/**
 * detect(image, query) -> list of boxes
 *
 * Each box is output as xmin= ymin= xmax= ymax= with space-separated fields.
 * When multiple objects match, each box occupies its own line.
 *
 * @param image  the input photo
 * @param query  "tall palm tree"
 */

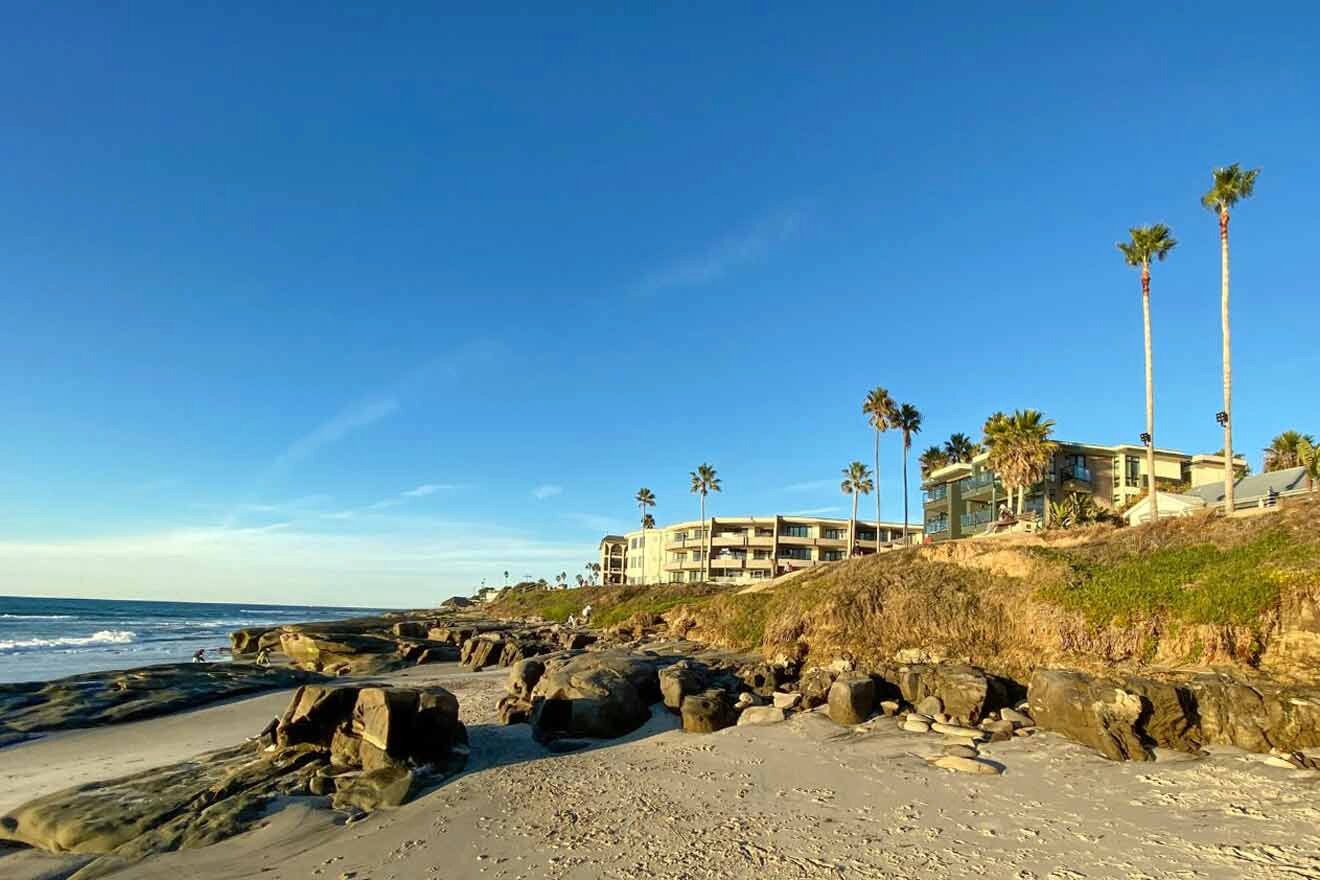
xmin=635 ymin=487 xmax=656 ymax=529
xmin=839 ymin=461 xmax=873 ymax=556
xmin=862 ymin=387 xmax=897 ymax=551
xmin=894 ymin=403 xmax=922 ymax=540
xmin=503 ymin=569 xmax=509 ymax=587
xmin=1263 ymin=430 xmax=1316 ymax=472
xmin=1118 ymin=223 xmax=1177 ymax=523
xmin=689 ymin=463 xmax=721 ymax=580
xmin=1202 ymin=162 xmax=1260 ymax=514
xmin=943 ymin=433 xmax=978 ymax=463
xmin=919 ymin=445 xmax=950 ymax=479
xmin=642 ymin=512 xmax=656 ymax=529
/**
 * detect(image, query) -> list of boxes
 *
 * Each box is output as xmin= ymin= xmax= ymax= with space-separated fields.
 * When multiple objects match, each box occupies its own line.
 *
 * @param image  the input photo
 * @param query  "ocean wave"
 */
xmin=0 ymin=613 xmax=75 ymax=620
xmin=0 ymin=630 xmax=138 ymax=651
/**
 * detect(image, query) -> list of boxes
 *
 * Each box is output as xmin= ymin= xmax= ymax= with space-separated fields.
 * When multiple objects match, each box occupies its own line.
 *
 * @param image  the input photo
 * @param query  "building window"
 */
xmin=779 ymin=546 xmax=810 ymax=560
xmin=690 ymin=550 xmax=704 ymax=562
xmin=1125 ymin=456 xmax=1141 ymax=487
xmin=823 ymin=528 xmax=844 ymax=540
xmin=687 ymin=571 xmax=701 ymax=582
xmin=856 ymin=529 xmax=876 ymax=542
xmin=752 ymin=549 xmax=770 ymax=559
xmin=821 ymin=549 xmax=843 ymax=562
xmin=780 ymin=524 xmax=810 ymax=538
xmin=755 ymin=527 xmax=774 ymax=537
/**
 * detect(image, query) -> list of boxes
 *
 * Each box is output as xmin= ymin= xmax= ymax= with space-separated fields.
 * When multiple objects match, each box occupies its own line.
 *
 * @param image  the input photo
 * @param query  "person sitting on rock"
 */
xmin=192 ymin=648 xmax=208 ymax=663
xmin=581 ymin=604 xmax=593 ymax=624
xmin=254 ymin=646 xmax=271 ymax=667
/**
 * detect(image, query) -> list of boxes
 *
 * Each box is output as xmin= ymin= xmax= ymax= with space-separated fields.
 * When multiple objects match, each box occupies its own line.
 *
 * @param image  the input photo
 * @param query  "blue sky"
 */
xmin=1 ymin=5 xmax=1316 ymax=606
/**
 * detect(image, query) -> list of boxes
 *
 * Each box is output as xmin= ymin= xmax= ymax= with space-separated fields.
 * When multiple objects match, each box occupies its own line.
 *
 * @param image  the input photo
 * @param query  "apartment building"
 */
xmin=605 ymin=514 xmax=916 ymax=586
xmin=921 ymin=442 xmax=1244 ymax=541
xmin=598 ymin=535 xmax=626 ymax=586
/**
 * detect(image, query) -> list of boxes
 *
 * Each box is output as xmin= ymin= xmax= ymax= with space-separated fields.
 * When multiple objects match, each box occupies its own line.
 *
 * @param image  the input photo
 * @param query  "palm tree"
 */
xmin=1298 ymin=438 xmax=1319 ymax=494
xmin=985 ymin=409 xmax=1057 ymax=515
xmin=893 ymin=404 xmax=922 ymax=540
xmin=943 ymin=433 xmax=978 ymax=463
xmin=635 ymin=487 xmax=656 ymax=529
xmin=1263 ymin=430 xmax=1316 ymax=472
xmin=689 ymin=463 xmax=721 ymax=580
xmin=642 ymin=512 xmax=656 ymax=529
xmin=839 ymin=461 xmax=873 ymax=556
xmin=919 ymin=445 xmax=949 ymax=479
xmin=862 ymin=387 xmax=897 ymax=551
xmin=1202 ymin=163 xmax=1260 ymax=514
xmin=1118 ymin=223 xmax=1177 ymax=523
xmin=503 ymin=569 xmax=509 ymax=587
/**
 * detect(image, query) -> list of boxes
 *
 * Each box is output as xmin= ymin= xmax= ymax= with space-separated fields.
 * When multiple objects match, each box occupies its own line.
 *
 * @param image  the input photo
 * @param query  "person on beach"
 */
xmin=192 ymin=648 xmax=207 ymax=663
xmin=581 ymin=604 xmax=593 ymax=624
xmin=255 ymin=647 xmax=271 ymax=667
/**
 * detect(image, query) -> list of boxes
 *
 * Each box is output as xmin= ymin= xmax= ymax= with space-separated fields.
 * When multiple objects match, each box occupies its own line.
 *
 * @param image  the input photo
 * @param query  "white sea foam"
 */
xmin=0 ymin=613 xmax=75 ymax=620
xmin=0 ymin=629 xmax=137 ymax=651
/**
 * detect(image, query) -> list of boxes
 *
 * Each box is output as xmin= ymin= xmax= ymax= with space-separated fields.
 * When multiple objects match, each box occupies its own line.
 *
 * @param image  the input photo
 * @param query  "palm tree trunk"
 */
xmin=1220 ymin=210 xmax=1235 ymax=515
xmin=902 ymin=444 xmax=910 ymax=541
xmin=849 ymin=493 xmax=858 ymax=556
xmin=1143 ymin=266 xmax=1158 ymax=523
xmin=873 ymin=429 xmax=881 ymax=552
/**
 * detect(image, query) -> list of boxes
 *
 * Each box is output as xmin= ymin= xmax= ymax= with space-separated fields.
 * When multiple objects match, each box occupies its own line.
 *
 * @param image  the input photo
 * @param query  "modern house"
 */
xmin=921 ymin=442 xmax=1245 ymax=541
xmin=603 ymin=514 xmax=917 ymax=586
xmin=1186 ymin=465 xmax=1313 ymax=510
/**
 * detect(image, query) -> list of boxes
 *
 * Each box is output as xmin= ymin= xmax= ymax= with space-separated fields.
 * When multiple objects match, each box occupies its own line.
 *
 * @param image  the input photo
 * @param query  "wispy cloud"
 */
xmin=532 ymin=484 xmax=563 ymax=501
xmin=787 ymin=506 xmax=842 ymax=515
xmin=402 ymin=483 xmax=457 ymax=498
xmin=273 ymin=398 xmax=399 ymax=473
xmin=782 ymin=478 xmax=836 ymax=492
xmin=631 ymin=207 xmax=804 ymax=297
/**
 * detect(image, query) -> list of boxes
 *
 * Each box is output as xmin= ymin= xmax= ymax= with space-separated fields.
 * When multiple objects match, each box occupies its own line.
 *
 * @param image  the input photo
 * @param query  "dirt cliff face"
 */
xmin=664 ymin=498 xmax=1320 ymax=684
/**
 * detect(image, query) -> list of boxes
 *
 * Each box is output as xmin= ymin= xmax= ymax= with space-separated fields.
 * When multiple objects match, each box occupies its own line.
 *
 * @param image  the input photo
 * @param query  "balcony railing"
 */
xmin=1061 ymin=466 xmax=1093 ymax=485
xmin=924 ymin=518 xmax=950 ymax=534
xmin=957 ymin=471 xmax=1000 ymax=494
xmin=960 ymin=508 xmax=994 ymax=529
xmin=924 ymin=484 xmax=949 ymax=502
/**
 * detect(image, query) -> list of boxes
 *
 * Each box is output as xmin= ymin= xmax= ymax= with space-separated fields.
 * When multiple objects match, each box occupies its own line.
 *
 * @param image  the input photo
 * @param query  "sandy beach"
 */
xmin=4 ymin=662 xmax=1319 ymax=880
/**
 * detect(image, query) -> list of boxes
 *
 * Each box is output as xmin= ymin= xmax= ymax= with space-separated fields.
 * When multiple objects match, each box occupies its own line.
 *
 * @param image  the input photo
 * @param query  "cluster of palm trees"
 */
xmin=1264 ymin=430 xmax=1320 ymax=491
xmin=918 ymin=432 xmax=982 ymax=479
xmin=856 ymin=388 xmax=923 ymax=546
xmin=631 ymin=466 xmax=722 ymax=579
xmin=1114 ymin=163 xmax=1259 ymax=521
xmin=982 ymin=410 xmax=1059 ymax=515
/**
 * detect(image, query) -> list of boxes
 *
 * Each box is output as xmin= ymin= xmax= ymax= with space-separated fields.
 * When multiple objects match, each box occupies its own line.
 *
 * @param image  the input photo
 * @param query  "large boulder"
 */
xmin=828 ymin=672 xmax=876 ymax=725
xmin=659 ymin=660 xmax=708 ymax=712
xmin=277 ymin=685 xmax=362 ymax=748
xmin=391 ymin=620 xmax=437 ymax=639
xmin=528 ymin=652 xmax=658 ymax=741
xmin=461 ymin=636 xmax=507 ymax=670
xmin=893 ymin=663 xmax=1007 ymax=724
xmin=1028 ymin=669 xmax=1152 ymax=761
xmin=681 ymin=689 xmax=736 ymax=733
xmin=279 ymin=631 xmax=405 ymax=674
xmin=230 ymin=626 xmax=279 ymax=656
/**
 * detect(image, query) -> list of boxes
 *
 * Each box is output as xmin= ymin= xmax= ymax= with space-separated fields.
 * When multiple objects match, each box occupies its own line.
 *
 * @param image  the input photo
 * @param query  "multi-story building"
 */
xmin=604 ymin=514 xmax=917 ymax=586
xmin=598 ymin=535 xmax=626 ymax=586
xmin=921 ymin=442 xmax=1244 ymax=542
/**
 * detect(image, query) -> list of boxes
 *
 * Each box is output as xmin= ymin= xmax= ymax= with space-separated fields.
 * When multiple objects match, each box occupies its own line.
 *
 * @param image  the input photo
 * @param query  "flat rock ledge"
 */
xmin=0 ymin=663 xmax=319 ymax=741
xmin=0 ymin=683 xmax=467 ymax=872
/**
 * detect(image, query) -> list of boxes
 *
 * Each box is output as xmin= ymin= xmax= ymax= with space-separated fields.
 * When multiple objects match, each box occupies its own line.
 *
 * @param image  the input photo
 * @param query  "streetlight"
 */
xmin=1215 ymin=411 xmax=1229 ymax=427
xmin=1139 ymin=432 xmax=1151 ymax=446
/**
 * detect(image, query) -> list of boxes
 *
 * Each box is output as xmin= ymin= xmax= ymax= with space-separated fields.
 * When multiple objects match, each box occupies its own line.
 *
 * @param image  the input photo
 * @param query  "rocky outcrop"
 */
xmin=891 ymin=663 xmax=1011 ymax=725
xmin=681 ymin=689 xmax=736 ymax=733
xmin=279 ymin=631 xmax=410 ymax=675
xmin=0 ymin=684 xmax=467 ymax=863
xmin=528 ymin=652 xmax=662 ymax=741
xmin=0 ymin=663 xmax=317 ymax=740
xmin=1028 ymin=667 xmax=1320 ymax=760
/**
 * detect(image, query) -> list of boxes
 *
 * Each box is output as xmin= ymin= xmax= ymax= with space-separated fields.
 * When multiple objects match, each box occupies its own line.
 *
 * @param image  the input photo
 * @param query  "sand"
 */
xmin=4 ymin=663 xmax=1320 ymax=880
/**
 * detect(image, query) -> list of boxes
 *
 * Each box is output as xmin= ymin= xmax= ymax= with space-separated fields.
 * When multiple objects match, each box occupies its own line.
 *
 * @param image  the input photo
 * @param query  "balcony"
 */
xmin=924 ymin=518 xmax=950 ymax=535
xmin=957 ymin=471 xmax=1001 ymax=497
xmin=777 ymin=533 xmax=813 ymax=545
xmin=960 ymin=508 xmax=994 ymax=530
xmin=710 ymin=533 xmax=748 ymax=547
xmin=747 ymin=534 xmax=774 ymax=547
xmin=924 ymin=484 xmax=949 ymax=502
xmin=710 ymin=557 xmax=744 ymax=570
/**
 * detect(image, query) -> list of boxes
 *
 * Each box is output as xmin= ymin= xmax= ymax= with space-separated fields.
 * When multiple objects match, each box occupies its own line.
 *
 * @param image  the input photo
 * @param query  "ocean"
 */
xmin=0 ymin=595 xmax=386 ymax=684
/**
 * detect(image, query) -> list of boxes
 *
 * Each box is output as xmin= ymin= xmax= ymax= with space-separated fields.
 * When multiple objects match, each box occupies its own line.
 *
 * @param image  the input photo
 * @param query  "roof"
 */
xmin=1186 ymin=467 xmax=1309 ymax=504
xmin=598 ymin=534 xmax=626 ymax=546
